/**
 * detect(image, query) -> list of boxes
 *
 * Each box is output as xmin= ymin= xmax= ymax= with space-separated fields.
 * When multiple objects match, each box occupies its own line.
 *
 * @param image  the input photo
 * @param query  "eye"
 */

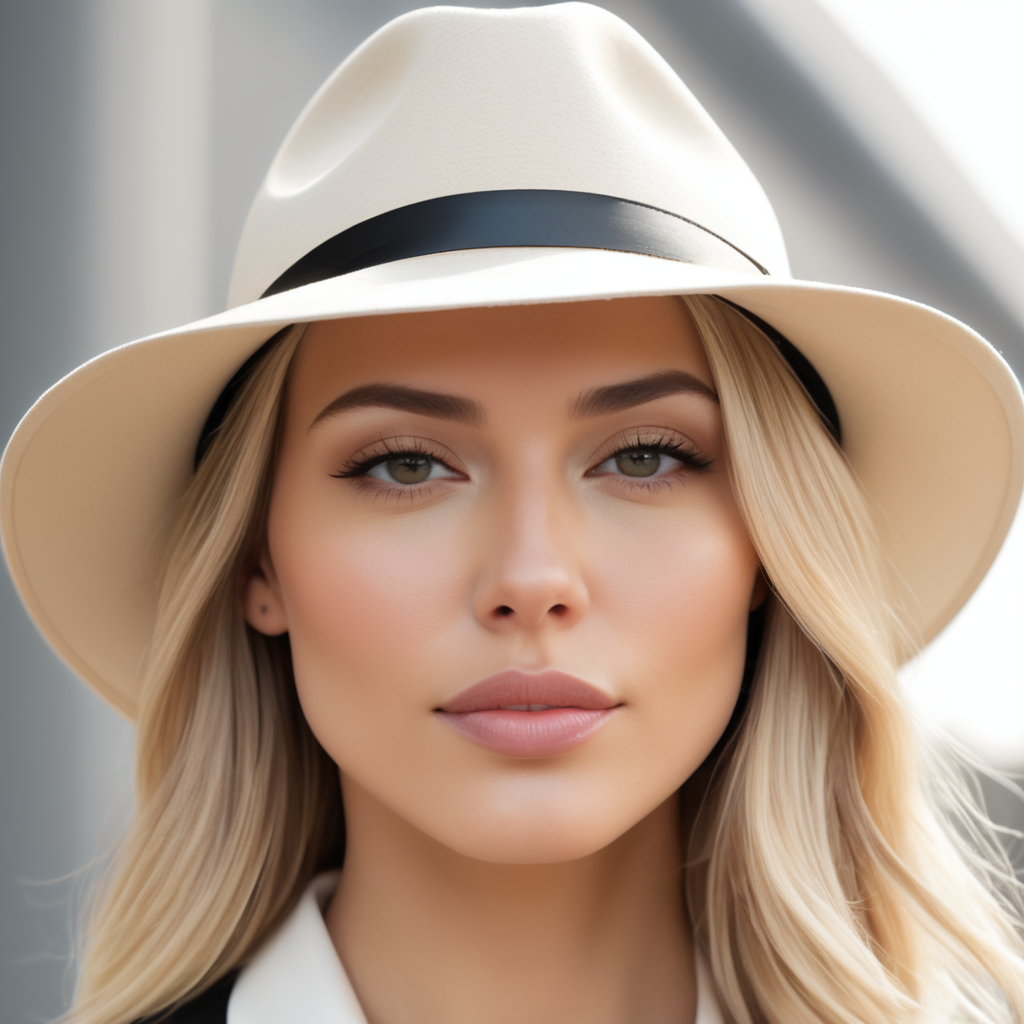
xmin=611 ymin=448 xmax=678 ymax=477
xmin=589 ymin=432 xmax=712 ymax=481
xmin=331 ymin=438 xmax=465 ymax=489
xmin=366 ymin=453 xmax=460 ymax=485
xmin=595 ymin=446 xmax=683 ymax=478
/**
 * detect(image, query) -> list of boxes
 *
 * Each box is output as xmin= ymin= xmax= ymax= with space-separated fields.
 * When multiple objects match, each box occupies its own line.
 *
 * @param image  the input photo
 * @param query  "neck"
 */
xmin=326 ymin=777 xmax=695 ymax=1024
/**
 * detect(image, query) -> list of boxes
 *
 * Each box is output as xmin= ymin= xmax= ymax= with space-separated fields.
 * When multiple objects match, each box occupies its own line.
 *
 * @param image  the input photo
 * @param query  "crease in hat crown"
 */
xmin=227 ymin=2 xmax=790 ymax=308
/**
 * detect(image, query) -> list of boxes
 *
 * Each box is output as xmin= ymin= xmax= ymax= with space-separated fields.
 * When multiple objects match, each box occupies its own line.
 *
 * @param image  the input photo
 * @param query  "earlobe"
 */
xmin=243 ymin=555 xmax=289 ymax=636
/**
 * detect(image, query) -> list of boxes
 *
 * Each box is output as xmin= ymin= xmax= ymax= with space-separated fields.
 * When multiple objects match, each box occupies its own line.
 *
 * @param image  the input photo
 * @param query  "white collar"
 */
xmin=229 ymin=873 xmax=725 ymax=1024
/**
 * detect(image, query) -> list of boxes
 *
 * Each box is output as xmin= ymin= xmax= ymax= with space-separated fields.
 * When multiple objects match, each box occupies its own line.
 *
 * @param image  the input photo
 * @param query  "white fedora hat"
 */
xmin=2 ymin=2 xmax=1022 ymax=718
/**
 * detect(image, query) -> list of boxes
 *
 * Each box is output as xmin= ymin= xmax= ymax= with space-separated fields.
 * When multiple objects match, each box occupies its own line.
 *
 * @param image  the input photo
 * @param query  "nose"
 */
xmin=472 ymin=483 xmax=590 ymax=632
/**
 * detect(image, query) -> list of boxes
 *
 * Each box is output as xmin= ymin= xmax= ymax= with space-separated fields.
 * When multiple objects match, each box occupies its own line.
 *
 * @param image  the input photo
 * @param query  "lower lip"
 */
xmin=437 ymin=707 xmax=616 ymax=758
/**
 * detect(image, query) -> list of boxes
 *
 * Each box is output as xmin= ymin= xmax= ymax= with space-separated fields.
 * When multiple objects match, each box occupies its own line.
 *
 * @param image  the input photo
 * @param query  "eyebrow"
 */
xmin=570 ymin=370 xmax=718 ymax=418
xmin=311 ymin=382 xmax=484 ymax=429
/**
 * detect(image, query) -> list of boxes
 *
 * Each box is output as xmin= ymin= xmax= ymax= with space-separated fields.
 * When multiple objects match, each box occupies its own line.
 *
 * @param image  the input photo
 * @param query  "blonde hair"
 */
xmin=684 ymin=295 xmax=1024 ymax=1022
xmin=72 ymin=324 xmax=343 ymax=1023
xmin=70 ymin=303 xmax=1024 ymax=1023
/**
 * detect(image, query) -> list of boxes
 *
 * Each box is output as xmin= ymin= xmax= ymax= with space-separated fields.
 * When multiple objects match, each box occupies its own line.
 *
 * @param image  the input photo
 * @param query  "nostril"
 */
xmin=495 ymin=605 xmax=514 ymax=617
xmin=549 ymin=603 xmax=567 ymax=616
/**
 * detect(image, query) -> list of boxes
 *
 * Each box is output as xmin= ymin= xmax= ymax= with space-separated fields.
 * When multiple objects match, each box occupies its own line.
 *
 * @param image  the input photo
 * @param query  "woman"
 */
xmin=2 ymin=5 xmax=1022 ymax=1022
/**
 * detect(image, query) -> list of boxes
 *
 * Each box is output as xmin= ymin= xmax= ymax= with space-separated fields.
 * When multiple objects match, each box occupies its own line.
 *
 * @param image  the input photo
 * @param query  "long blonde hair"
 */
xmin=686 ymin=295 xmax=1024 ymax=1022
xmin=71 ymin=302 xmax=1024 ymax=1023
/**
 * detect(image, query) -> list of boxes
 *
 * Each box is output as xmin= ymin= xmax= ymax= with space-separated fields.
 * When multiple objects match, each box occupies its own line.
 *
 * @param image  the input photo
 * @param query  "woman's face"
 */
xmin=247 ymin=297 xmax=761 ymax=863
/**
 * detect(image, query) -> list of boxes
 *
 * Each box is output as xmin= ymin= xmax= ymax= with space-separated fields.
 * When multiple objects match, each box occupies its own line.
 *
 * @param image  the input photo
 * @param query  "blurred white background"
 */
xmin=811 ymin=0 xmax=1024 ymax=768
xmin=1 ymin=1 xmax=1021 ymax=1018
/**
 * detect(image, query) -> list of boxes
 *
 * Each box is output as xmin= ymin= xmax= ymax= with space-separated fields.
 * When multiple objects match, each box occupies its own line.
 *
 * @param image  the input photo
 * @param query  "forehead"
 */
xmin=289 ymin=297 xmax=711 ymax=402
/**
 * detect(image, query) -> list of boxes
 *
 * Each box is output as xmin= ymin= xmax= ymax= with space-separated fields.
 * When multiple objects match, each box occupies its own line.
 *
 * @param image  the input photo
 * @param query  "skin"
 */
xmin=245 ymin=296 xmax=764 ymax=1024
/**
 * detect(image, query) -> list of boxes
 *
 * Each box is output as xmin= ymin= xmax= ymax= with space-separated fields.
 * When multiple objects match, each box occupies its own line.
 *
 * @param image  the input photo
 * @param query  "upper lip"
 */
xmin=438 ymin=669 xmax=619 ymax=713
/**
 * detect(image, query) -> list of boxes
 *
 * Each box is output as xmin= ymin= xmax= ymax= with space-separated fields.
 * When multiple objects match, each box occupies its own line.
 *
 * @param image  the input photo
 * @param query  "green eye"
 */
xmin=382 ymin=455 xmax=433 ymax=484
xmin=335 ymin=447 xmax=462 ymax=486
xmin=614 ymin=449 xmax=663 ymax=477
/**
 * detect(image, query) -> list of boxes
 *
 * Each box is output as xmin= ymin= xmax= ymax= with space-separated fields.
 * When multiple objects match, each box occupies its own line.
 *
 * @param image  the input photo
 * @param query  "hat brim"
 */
xmin=3 ymin=247 xmax=1022 ymax=718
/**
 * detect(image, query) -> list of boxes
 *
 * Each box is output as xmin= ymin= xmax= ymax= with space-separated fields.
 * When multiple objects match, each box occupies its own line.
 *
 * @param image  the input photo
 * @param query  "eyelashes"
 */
xmin=331 ymin=437 xmax=463 ymax=486
xmin=332 ymin=429 xmax=713 ymax=491
xmin=588 ymin=431 xmax=714 ymax=477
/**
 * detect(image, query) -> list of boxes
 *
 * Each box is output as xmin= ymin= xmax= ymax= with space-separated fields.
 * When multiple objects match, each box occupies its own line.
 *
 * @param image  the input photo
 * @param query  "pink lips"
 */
xmin=436 ymin=669 xmax=620 ymax=758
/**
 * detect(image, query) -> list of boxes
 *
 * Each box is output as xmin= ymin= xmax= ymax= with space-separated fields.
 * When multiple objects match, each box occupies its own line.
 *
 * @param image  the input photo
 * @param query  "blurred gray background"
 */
xmin=2 ymin=1 xmax=1021 ymax=1019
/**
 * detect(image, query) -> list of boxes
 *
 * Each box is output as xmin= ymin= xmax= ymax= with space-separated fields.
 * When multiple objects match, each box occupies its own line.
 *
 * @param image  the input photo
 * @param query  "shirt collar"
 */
xmin=229 ymin=872 xmax=725 ymax=1024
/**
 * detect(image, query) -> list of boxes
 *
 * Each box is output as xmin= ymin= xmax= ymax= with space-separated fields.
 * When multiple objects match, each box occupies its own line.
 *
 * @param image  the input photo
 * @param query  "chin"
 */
xmin=408 ymin=779 xmax=676 ymax=865
xmin=432 ymin=819 xmax=631 ymax=865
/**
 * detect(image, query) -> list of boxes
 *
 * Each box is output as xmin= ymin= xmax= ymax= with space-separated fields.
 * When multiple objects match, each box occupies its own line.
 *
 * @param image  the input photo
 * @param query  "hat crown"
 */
xmin=227 ymin=3 xmax=790 ymax=307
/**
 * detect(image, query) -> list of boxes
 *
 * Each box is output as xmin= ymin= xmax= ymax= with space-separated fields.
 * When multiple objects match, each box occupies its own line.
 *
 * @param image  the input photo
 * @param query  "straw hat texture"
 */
xmin=2 ymin=3 xmax=1021 ymax=718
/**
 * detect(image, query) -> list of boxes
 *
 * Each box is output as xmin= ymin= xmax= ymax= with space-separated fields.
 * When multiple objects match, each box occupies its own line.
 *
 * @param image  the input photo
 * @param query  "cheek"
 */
xmin=586 ymin=494 xmax=756 ymax=742
xmin=266 ymin=493 xmax=471 ymax=732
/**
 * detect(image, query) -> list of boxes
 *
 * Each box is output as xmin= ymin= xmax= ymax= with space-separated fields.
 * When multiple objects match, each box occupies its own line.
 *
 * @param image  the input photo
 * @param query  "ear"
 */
xmin=243 ymin=548 xmax=289 ymax=636
xmin=749 ymin=567 xmax=771 ymax=611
